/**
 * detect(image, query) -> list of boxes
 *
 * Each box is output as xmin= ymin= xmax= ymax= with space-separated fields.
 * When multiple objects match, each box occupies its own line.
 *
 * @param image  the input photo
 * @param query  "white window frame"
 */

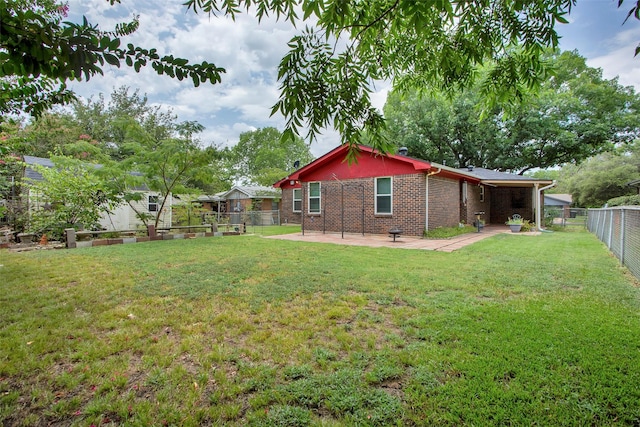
xmin=148 ymin=195 xmax=159 ymax=212
xmin=292 ymin=188 xmax=302 ymax=213
xmin=375 ymin=177 xmax=393 ymax=215
xmin=480 ymin=185 xmax=485 ymax=202
xmin=308 ymin=182 xmax=321 ymax=214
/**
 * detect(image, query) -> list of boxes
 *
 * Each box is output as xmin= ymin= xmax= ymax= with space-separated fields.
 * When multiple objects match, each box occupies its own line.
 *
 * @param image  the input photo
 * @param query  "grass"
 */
xmin=1 ymin=229 xmax=640 ymax=425
xmin=245 ymin=224 xmax=302 ymax=236
xmin=424 ymin=224 xmax=477 ymax=239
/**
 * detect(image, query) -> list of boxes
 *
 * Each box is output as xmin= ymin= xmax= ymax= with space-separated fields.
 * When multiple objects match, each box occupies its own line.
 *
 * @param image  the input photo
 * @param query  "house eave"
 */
xmin=480 ymin=179 xmax=554 ymax=187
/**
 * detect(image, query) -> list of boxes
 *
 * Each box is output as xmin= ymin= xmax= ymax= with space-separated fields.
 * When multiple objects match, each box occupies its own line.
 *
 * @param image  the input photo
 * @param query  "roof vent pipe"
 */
xmin=467 ymin=165 xmax=474 ymax=171
xmin=398 ymin=147 xmax=408 ymax=156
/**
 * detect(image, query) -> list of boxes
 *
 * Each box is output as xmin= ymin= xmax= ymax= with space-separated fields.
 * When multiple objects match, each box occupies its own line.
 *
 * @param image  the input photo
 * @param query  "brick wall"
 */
xmin=300 ymin=174 xmax=428 ymax=236
xmin=489 ymin=187 xmax=534 ymax=224
xmin=280 ymin=188 xmax=302 ymax=224
xmin=427 ymin=176 xmax=460 ymax=229
xmin=463 ymin=184 xmax=491 ymax=226
xmin=282 ymin=174 xmax=469 ymax=236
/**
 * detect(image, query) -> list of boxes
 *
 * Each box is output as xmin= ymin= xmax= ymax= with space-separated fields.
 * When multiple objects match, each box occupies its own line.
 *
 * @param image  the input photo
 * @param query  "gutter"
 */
xmin=425 ymin=167 xmax=442 ymax=233
xmin=536 ymin=180 xmax=557 ymax=232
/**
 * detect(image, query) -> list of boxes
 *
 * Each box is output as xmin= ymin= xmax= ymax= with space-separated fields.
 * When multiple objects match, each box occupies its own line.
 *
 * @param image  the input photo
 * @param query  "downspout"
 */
xmin=425 ymin=167 xmax=441 ymax=234
xmin=536 ymin=180 xmax=556 ymax=232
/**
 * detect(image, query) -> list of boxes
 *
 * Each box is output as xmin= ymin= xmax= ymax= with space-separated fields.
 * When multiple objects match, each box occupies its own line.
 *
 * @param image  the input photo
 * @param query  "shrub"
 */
xmin=607 ymin=194 xmax=640 ymax=207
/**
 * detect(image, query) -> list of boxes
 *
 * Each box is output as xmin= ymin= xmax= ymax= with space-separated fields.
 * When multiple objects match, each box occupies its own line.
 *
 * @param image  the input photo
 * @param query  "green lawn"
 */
xmin=1 ymin=230 xmax=639 ymax=426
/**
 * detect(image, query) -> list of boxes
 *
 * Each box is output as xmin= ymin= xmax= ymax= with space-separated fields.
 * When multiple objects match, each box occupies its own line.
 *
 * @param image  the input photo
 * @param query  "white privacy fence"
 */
xmin=587 ymin=207 xmax=640 ymax=280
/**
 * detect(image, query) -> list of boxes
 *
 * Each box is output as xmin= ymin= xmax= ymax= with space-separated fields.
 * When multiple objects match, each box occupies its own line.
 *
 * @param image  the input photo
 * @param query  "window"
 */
xmin=462 ymin=181 xmax=468 ymax=205
xmin=293 ymin=188 xmax=302 ymax=212
xmin=480 ymin=185 xmax=485 ymax=202
xmin=148 ymin=195 xmax=159 ymax=212
xmin=375 ymin=177 xmax=392 ymax=215
xmin=308 ymin=182 xmax=321 ymax=214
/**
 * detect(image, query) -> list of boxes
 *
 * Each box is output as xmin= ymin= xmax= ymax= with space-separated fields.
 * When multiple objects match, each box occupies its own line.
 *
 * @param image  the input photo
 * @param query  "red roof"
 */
xmin=274 ymin=145 xmax=436 ymax=188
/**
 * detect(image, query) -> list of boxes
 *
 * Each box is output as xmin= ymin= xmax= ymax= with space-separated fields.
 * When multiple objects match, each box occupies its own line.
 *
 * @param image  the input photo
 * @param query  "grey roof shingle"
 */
xmin=459 ymin=166 xmax=545 ymax=181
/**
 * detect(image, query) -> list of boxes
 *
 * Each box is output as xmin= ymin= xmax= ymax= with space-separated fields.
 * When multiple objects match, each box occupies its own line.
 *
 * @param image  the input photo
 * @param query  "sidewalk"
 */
xmin=265 ymin=226 xmax=539 ymax=252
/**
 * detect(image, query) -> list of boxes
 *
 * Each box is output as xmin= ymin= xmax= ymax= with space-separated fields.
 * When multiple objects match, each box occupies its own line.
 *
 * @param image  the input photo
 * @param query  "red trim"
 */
xmin=273 ymin=144 xmax=482 ymax=188
xmin=274 ymin=145 xmax=432 ymax=188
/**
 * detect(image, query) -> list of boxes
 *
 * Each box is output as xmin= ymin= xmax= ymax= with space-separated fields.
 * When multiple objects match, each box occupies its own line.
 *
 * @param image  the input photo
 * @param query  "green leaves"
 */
xmin=227 ymin=127 xmax=314 ymax=186
xmin=28 ymin=156 xmax=120 ymax=238
xmin=383 ymin=50 xmax=640 ymax=173
xmin=0 ymin=1 xmax=225 ymax=117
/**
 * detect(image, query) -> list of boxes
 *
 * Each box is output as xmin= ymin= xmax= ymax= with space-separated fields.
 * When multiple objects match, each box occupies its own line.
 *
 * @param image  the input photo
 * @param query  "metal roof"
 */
xmin=222 ymin=185 xmax=280 ymax=199
xmin=456 ymin=166 xmax=554 ymax=187
xmin=23 ymin=155 xmax=54 ymax=181
xmin=544 ymin=193 xmax=573 ymax=204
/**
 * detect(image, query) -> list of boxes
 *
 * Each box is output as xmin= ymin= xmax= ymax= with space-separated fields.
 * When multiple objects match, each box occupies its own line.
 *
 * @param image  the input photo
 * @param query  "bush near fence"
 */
xmin=588 ymin=207 xmax=640 ymax=280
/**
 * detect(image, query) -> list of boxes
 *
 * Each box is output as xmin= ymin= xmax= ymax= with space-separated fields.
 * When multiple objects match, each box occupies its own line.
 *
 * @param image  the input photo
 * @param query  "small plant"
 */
xmin=505 ymin=216 xmax=524 ymax=225
xmin=520 ymin=219 xmax=535 ymax=232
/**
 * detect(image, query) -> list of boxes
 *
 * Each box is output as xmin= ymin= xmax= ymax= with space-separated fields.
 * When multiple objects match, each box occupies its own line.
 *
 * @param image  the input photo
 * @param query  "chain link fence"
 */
xmin=587 ymin=207 xmax=640 ymax=280
xmin=544 ymin=207 xmax=588 ymax=228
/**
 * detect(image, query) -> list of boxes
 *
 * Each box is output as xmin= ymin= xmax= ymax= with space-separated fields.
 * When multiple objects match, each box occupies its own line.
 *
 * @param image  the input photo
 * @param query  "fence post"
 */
xmin=607 ymin=210 xmax=614 ymax=249
xmin=65 ymin=228 xmax=76 ymax=249
xmin=620 ymin=208 xmax=626 ymax=266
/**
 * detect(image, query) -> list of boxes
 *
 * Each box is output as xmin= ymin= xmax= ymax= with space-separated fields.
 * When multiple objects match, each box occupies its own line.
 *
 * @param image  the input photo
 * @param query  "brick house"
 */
xmin=198 ymin=185 xmax=281 ymax=225
xmin=274 ymin=145 xmax=554 ymax=236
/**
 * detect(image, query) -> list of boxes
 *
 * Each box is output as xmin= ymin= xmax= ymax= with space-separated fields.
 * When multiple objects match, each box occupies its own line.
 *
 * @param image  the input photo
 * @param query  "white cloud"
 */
xmin=587 ymin=27 xmax=640 ymax=91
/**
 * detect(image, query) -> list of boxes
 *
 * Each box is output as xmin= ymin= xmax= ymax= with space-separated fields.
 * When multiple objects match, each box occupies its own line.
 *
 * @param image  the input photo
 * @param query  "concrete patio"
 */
xmin=265 ymin=226 xmax=540 ymax=252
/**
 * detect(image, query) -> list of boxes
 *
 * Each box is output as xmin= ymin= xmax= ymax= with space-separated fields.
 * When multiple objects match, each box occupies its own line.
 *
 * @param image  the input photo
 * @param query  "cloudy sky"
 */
xmin=64 ymin=0 xmax=640 ymax=157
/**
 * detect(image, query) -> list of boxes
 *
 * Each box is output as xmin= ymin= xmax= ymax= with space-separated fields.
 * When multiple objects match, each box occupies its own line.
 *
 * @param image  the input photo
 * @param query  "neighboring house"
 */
xmin=23 ymin=156 xmax=171 ymax=231
xmin=198 ymin=185 xmax=281 ymax=225
xmin=544 ymin=193 xmax=573 ymax=218
xmin=274 ymin=145 xmax=554 ymax=237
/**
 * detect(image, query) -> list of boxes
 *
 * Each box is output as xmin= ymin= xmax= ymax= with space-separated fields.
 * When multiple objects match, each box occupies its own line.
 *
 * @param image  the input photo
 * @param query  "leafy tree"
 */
xmin=71 ymin=86 xmax=175 ymax=160
xmin=383 ymin=88 xmax=504 ymax=167
xmin=27 ymin=156 xmax=120 ymax=238
xmin=100 ymin=119 xmax=218 ymax=228
xmin=383 ymin=50 xmax=640 ymax=173
xmin=559 ymin=144 xmax=640 ymax=207
xmin=225 ymin=127 xmax=314 ymax=186
xmin=4 ymin=0 xmax=640 ymax=158
xmin=499 ymin=50 xmax=640 ymax=173
xmin=1 ymin=0 xmax=224 ymax=117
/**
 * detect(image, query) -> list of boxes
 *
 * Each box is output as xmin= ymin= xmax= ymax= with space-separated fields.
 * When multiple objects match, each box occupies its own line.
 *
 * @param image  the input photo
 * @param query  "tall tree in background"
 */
xmin=558 ymin=143 xmax=640 ymax=207
xmin=101 ymin=118 xmax=218 ymax=228
xmin=383 ymin=50 xmax=640 ymax=173
xmin=383 ymin=88 xmax=504 ymax=167
xmin=500 ymin=50 xmax=640 ymax=173
xmin=4 ymin=0 xmax=640 ymax=156
xmin=225 ymin=127 xmax=314 ymax=186
xmin=71 ymin=86 xmax=175 ymax=160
